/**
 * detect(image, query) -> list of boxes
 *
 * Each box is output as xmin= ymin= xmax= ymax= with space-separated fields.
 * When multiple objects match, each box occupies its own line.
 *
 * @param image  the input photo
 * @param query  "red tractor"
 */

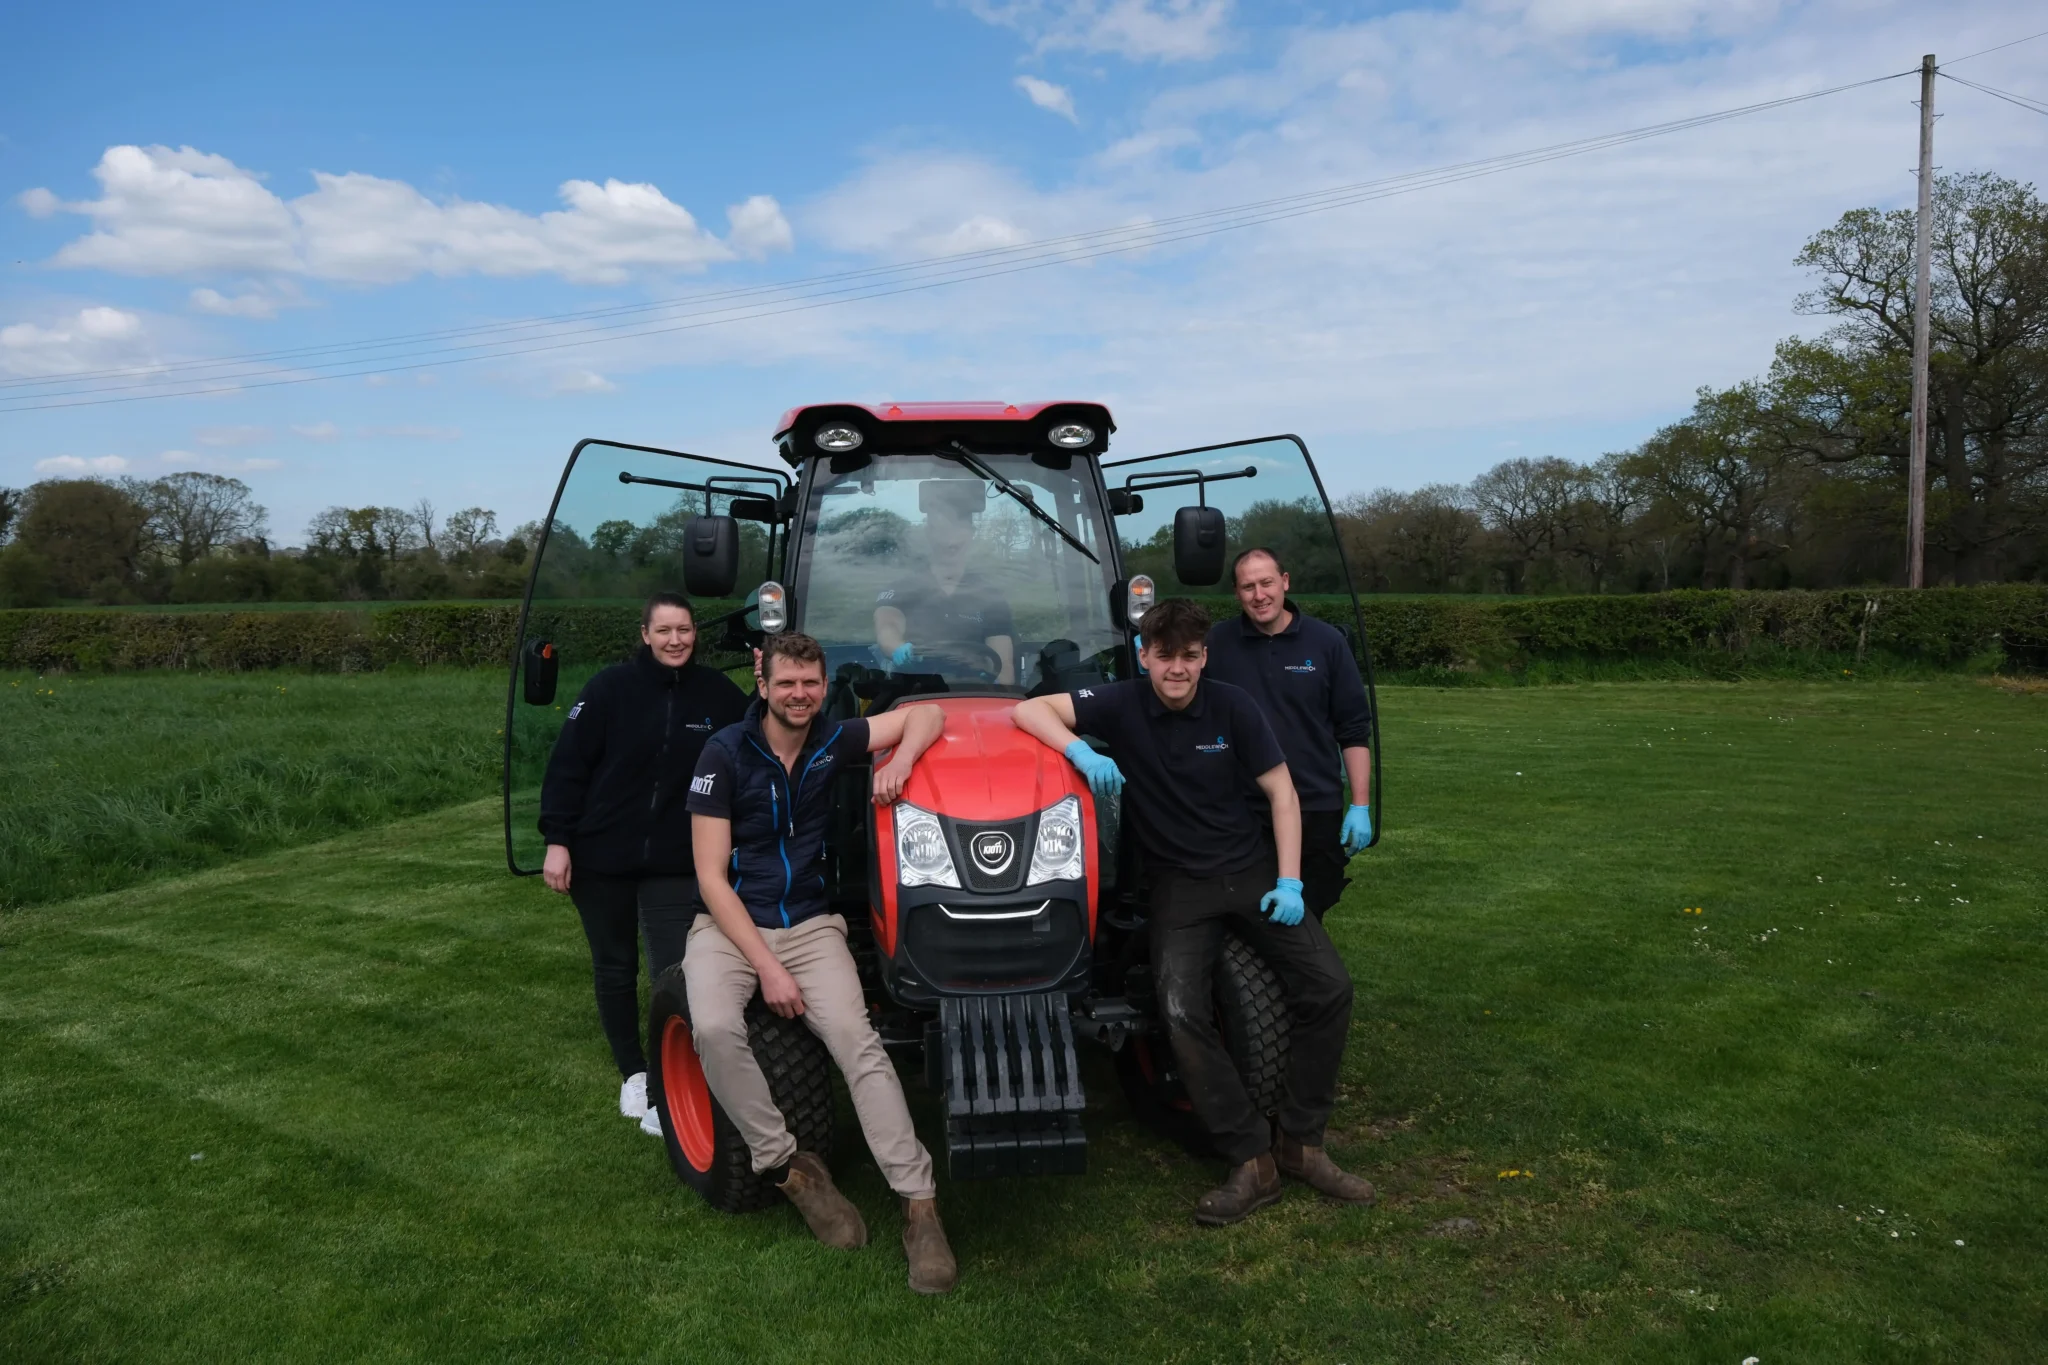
xmin=504 ymin=401 xmax=1379 ymax=1209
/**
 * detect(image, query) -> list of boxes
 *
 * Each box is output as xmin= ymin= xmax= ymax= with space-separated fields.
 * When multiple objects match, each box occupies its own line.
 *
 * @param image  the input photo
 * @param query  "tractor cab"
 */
xmin=503 ymin=401 xmax=1378 ymax=1200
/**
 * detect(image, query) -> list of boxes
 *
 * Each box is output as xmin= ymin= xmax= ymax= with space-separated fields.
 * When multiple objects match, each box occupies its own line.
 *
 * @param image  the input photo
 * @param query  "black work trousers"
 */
xmin=1299 ymin=808 xmax=1351 ymax=920
xmin=569 ymin=874 xmax=699 ymax=1078
xmin=1150 ymin=855 xmax=1355 ymax=1166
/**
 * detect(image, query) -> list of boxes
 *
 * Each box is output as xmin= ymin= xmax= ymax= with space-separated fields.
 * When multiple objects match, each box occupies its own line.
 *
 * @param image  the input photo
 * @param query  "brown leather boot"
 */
xmin=776 ymin=1151 xmax=868 ymax=1250
xmin=1275 ymin=1134 xmax=1376 ymax=1204
xmin=1193 ymin=1153 xmax=1283 ymax=1226
xmin=901 ymin=1197 xmax=958 ymax=1295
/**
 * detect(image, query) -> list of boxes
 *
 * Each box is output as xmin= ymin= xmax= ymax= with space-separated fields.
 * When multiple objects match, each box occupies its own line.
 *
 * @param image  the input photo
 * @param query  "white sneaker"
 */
xmin=640 ymin=1103 xmax=664 ymax=1138
xmin=619 ymin=1071 xmax=648 ymax=1119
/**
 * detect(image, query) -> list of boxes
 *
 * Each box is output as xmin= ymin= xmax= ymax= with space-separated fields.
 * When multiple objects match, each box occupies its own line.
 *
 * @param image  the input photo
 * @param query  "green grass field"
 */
xmin=0 ymin=670 xmax=502 ymax=908
xmin=4 ymin=679 xmax=2045 ymax=1362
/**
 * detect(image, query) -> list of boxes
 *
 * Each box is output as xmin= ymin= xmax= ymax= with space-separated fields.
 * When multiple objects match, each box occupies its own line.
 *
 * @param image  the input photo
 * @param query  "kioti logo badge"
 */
xmin=971 ymin=831 xmax=1015 ymax=874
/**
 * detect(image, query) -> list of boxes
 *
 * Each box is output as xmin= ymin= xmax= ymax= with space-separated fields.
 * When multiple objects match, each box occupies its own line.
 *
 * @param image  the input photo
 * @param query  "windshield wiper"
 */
xmin=945 ymin=442 xmax=1099 ymax=564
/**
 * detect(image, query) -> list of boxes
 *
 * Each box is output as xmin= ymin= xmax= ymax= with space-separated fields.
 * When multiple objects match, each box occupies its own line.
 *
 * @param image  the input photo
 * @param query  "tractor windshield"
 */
xmin=792 ymin=453 xmax=1123 ymax=694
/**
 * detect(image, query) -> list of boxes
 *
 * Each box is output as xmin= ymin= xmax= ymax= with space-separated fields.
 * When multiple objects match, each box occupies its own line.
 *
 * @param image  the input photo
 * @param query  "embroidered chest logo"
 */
xmin=685 ymin=716 xmax=715 ymax=732
xmin=1283 ymin=658 xmax=1317 ymax=675
xmin=1195 ymin=734 xmax=1231 ymax=754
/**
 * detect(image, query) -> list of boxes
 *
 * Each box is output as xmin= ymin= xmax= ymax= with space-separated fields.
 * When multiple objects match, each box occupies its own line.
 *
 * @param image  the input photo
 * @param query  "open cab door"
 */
xmin=503 ymin=439 xmax=790 ymax=874
xmin=1101 ymin=435 xmax=1380 ymax=844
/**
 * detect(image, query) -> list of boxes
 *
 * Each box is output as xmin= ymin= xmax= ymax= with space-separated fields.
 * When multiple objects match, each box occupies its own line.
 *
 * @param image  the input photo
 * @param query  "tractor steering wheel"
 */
xmin=898 ymin=640 xmax=1003 ymax=684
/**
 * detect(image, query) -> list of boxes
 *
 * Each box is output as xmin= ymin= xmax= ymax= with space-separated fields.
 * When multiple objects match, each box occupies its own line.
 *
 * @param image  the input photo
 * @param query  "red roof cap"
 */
xmin=774 ymin=400 xmax=1109 ymax=439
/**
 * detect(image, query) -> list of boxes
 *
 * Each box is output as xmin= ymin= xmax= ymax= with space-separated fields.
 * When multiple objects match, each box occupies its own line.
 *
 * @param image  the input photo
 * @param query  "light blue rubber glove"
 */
xmin=889 ymin=641 xmax=917 ymax=668
xmin=1341 ymin=804 xmax=1374 ymax=856
xmin=1062 ymin=740 xmax=1125 ymax=800
xmin=1260 ymin=877 xmax=1306 ymax=926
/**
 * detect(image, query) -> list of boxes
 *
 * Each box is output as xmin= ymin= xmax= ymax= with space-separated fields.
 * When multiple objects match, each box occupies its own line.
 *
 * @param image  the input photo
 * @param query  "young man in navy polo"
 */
xmin=1202 ymin=547 xmax=1375 ymax=919
xmin=685 ymin=632 xmax=959 ymax=1294
xmin=1013 ymin=599 xmax=1374 ymax=1225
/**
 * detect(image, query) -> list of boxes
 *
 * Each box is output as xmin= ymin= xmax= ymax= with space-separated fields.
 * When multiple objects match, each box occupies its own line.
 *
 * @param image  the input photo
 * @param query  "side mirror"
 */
xmin=729 ymin=496 xmax=779 ymax=524
xmin=1172 ymin=506 xmax=1226 ymax=586
xmin=522 ymin=638 xmax=558 ymax=706
xmin=682 ymin=514 xmax=741 ymax=597
xmin=1105 ymin=489 xmax=1145 ymax=517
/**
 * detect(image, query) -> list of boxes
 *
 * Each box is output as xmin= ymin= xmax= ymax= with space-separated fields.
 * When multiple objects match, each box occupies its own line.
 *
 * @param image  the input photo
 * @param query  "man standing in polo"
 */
xmin=1203 ymin=548 xmax=1375 ymax=919
xmin=685 ymin=631 xmax=958 ymax=1294
xmin=1013 ymin=599 xmax=1375 ymax=1225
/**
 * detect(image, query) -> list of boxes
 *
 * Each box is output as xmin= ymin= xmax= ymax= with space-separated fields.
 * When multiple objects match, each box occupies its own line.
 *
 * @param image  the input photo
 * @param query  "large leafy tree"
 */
xmin=1778 ymin=172 xmax=2048 ymax=581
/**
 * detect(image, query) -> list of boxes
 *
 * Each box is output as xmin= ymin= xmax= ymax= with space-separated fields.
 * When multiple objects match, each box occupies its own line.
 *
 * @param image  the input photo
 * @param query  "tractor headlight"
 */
xmin=813 ymin=423 xmax=864 ymax=452
xmin=894 ymin=802 xmax=960 ymax=888
xmin=1047 ymin=422 xmax=1094 ymax=449
xmin=1026 ymin=795 xmax=1084 ymax=886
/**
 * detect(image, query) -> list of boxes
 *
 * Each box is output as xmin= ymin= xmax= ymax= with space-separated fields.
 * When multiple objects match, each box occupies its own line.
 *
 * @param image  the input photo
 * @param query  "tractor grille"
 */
xmin=955 ymin=817 xmax=1030 ymax=895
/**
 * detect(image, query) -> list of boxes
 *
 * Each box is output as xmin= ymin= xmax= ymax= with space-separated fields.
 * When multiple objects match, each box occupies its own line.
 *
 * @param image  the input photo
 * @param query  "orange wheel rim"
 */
xmin=661 ymin=1015 xmax=717 ymax=1172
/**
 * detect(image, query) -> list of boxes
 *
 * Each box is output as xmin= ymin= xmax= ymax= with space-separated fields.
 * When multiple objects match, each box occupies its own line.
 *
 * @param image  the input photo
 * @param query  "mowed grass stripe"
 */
xmin=4 ymin=681 xmax=2046 ymax=1362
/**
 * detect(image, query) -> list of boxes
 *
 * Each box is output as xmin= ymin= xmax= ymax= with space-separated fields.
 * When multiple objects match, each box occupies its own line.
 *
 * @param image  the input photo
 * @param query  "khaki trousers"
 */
xmin=683 ymin=914 xmax=937 ymax=1201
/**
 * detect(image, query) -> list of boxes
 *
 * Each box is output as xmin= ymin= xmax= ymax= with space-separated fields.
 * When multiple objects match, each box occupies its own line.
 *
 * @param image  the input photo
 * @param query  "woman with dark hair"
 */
xmin=540 ymin=591 xmax=751 ymax=1134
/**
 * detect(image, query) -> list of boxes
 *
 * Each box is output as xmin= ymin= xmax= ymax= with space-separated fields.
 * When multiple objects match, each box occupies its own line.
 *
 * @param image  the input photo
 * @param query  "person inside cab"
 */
xmin=873 ymin=480 xmax=1016 ymax=685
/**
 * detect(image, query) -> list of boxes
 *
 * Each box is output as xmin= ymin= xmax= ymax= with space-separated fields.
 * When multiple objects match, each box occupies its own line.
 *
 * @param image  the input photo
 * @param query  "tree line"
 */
xmin=0 ymin=473 xmax=532 ymax=607
xmin=1334 ymin=172 xmax=2048 ymax=594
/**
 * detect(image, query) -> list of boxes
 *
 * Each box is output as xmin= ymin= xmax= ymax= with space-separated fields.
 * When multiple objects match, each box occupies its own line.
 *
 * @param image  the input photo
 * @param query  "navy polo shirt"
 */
xmin=1202 ymin=602 xmax=1372 ymax=813
xmin=876 ymin=568 xmax=1015 ymax=647
xmin=686 ymin=705 xmax=872 ymax=930
xmin=1069 ymin=678 xmax=1286 ymax=879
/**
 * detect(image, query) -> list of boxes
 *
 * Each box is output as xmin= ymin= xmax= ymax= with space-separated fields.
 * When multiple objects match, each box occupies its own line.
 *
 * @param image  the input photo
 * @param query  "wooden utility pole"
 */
xmin=1907 ymin=52 xmax=1935 ymax=588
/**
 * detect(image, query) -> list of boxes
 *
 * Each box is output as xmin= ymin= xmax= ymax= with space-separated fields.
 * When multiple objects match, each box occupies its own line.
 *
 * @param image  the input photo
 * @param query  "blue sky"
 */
xmin=3 ymin=0 xmax=2044 ymax=543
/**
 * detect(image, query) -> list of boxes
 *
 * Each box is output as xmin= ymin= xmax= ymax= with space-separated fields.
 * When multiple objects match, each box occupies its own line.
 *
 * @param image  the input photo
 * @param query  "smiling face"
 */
xmin=1139 ymin=638 xmax=1206 ymax=709
xmin=642 ymin=603 xmax=697 ymax=666
xmin=1233 ymin=551 xmax=1289 ymax=630
xmin=762 ymin=653 xmax=827 ymax=730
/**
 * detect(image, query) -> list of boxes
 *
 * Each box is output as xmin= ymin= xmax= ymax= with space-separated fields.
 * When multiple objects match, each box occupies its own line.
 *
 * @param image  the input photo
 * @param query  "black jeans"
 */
xmin=1150 ymin=855 xmax=1355 ymax=1166
xmin=569 ymin=874 xmax=700 ymax=1078
xmin=1300 ymin=809 xmax=1351 ymax=920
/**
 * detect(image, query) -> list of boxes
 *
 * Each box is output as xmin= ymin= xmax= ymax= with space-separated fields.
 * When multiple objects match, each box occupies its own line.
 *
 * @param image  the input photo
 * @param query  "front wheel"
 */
xmin=1115 ymin=934 xmax=1293 ymax=1157
xmin=647 ymin=963 xmax=837 ymax=1213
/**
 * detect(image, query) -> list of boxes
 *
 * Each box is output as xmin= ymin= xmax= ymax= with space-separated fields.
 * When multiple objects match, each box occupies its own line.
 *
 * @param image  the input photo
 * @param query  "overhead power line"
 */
xmin=1940 ymin=70 xmax=2048 ymax=118
xmin=1942 ymin=28 xmax=2048 ymax=66
xmin=1 ymin=68 xmax=1916 ymax=414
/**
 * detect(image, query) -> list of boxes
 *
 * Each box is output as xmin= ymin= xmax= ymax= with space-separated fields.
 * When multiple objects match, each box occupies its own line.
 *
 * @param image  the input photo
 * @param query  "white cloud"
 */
xmin=159 ymin=449 xmax=283 ymax=472
xmin=551 ymin=369 xmax=619 ymax=394
xmin=359 ymin=424 xmax=462 ymax=440
xmin=1016 ymin=75 xmax=1080 ymax=122
xmin=195 ymin=424 xmax=273 ymax=447
xmin=291 ymin=421 xmax=340 ymax=440
xmin=726 ymin=195 xmax=795 ymax=258
xmin=35 ymin=455 xmax=131 ymax=474
xmin=189 ymin=286 xmax=293 ymax=318
xmin=0 ymin=305 xmax=151 ymax=379
xmin=29 ymin=145 xmax=796 ymax=286
xmin=969 ymin=0 xmax=1233 ymax=62
xmin=784 ymin=0 xmax=2046 ymax=497
xmin=19 ymin=186 xmax=62 ymax=217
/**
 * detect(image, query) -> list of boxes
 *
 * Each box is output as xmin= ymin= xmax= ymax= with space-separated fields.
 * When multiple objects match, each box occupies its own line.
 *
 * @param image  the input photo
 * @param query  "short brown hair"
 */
xmin=760 ymin=631 xmax=826 ymax=682
xmin=1138 ymin=599 xmax=1210 ymax=655
xmin=1230 ymin=547 xmax=1285 ymax=585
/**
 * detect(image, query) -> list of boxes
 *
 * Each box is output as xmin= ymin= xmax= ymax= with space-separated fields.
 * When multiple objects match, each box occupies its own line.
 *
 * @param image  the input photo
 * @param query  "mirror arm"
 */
xmin=1121 ymin=465 xmax=1259 ymax=505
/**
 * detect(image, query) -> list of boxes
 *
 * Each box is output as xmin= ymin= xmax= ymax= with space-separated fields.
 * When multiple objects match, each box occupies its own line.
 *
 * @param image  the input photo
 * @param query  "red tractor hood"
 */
xmin=894 ymin=696 xmax=1084 ymax=821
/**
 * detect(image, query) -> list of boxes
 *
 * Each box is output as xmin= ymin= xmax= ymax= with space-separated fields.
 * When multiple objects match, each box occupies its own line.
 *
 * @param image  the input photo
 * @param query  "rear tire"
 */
xmin=647 ymin=962 xmax=837 ymax=1213
xmin=1116 ymin=934 xmax=1293 ymax=1157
